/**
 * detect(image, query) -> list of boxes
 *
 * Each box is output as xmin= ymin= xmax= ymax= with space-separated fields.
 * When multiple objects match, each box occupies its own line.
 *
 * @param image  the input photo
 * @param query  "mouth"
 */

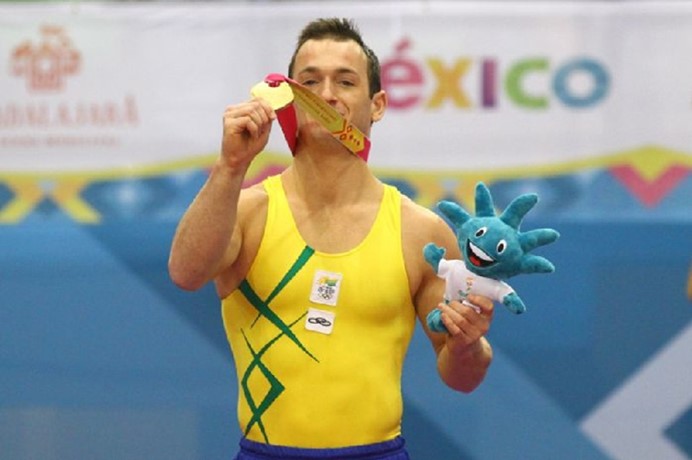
xmin=466 ymin=239 xmax=495 ymax=268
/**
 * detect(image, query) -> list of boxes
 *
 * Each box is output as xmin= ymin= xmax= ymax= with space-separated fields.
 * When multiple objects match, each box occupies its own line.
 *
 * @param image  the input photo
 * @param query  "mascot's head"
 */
xmin=437 ymin=182 xmax=560 ymax=280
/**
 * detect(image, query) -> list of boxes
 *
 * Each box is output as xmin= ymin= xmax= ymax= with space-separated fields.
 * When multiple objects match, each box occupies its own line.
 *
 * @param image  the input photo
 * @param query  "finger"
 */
xmin=441 ymin=313 xmax=481 ymax=350
xmin=233 ymin=104 xmax=275 ymax=137
xmin=224 ymin=100 xmax=273 ymax=123
xmin=241 ymin=117 xmax=261 ymax=138
xmin=253 ymin=97 xmax=278 ymax=120
xmin=440 ymin=311 xmax=465 ymax=338
xmin=246 ymin=111 xmax=269 ymax=135
xmin=466 ymin=294 xmax=494 ymax=317
xmin=439 ymin=302 xmax=464 ymax=323
xmin=460 ymin=299 xmax=482 ymax=314
xmin=225 ymin=111 xmax=267 ymax=139
xmin=443 ymin=302 xmax=489 ymax=338
xmin=446 ymin=299 xmax=481 ymax=318
xmin=458 ymin=301 xmax=490 ymax=328
xmin=440 ymin=303 xmax=477 ymax=334
xmin=247 ymin=100 xmax=274 ymax=125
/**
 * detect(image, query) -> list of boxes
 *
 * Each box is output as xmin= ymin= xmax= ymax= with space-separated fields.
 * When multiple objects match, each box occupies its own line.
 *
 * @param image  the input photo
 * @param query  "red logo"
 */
xmin=11 ymin=25 xmax=81 ymax=92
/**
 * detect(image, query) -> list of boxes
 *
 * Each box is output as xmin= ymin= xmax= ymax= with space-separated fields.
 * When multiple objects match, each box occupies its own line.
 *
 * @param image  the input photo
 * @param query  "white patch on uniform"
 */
xmin=309 ymin=270 xmax=343 ymax=306
xmin=305 ymin=308 xmax=336 ymax=335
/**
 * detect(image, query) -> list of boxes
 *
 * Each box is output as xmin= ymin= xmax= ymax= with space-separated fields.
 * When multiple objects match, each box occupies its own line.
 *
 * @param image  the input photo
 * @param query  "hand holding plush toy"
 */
xmin=425 ymin=182 xmax=559 ymax=333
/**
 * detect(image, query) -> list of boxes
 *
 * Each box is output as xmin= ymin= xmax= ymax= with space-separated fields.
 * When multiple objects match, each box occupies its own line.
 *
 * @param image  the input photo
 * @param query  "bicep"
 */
xmin=214 ymin=185 xmax=267 ymax=297
xmin=215 ymin=190 xmax=252 ymax=278
xmin=408 ymin=206 xmax=462 ymax=351
xmin=414 ymin=270 xmax=447 ymax=354
xmin=220 ymin=223 xmax=243 ymax=273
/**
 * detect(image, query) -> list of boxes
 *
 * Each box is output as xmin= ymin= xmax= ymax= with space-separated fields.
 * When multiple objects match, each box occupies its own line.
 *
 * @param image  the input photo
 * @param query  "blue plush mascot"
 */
xmin=424 ymin=182 xmax=560 ymax=333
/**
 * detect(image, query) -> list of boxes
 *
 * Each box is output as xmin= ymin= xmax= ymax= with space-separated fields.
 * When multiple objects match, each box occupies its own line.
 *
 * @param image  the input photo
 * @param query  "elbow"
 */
xmin=168 ymin=257 xmax=207 ymax=292
xmin=171 ymin=275 xmax=205 ymax=292
xmin=438 ymin=341 xmax=493 ymax=393
xmin=444 ymin=371 xmax=486 ymax=394
xmin=452 ymin=378 xmax=484 ymax=394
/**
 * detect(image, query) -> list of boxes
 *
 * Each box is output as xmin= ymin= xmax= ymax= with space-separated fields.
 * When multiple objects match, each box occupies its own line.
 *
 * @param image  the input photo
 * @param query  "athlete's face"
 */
xmin=292 ymin=38 xmax=386 ymax=140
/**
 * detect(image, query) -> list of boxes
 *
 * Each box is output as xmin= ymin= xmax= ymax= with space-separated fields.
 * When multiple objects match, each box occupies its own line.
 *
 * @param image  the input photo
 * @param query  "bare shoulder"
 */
xmin=237 ymin=181 xmax=270 ymax=252
xmin=401 ymin=194 xmax=456 ymax=250
xmin=400 ymin=194 xmax=460 ymax=300
xmin=239 ymin=181 xmax=269 ymax=211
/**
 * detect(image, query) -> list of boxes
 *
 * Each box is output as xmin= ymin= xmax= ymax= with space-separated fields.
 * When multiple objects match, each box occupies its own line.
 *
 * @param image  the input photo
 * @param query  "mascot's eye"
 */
xmin=475 ymin=227 xmax=487 ymax=237
xmin=497 ymin=240 xmax=507 ymax=254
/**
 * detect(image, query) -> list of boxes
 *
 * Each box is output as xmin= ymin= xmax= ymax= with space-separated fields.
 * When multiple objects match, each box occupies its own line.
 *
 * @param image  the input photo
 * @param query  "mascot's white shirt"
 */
xmin=437 ymin=259 xmax=514 ymax=303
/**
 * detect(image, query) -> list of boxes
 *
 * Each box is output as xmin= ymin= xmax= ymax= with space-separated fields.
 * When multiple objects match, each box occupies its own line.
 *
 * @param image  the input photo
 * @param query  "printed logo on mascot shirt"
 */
xmin=381 ymin=38 xmax=610 ymax=110
xmin=10 ymin=25 xmax=81 ymax=93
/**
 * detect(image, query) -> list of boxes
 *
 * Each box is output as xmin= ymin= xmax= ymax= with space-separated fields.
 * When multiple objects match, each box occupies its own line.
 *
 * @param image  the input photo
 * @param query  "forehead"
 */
xmin=293 ymin=39 xmax=368 ymax=75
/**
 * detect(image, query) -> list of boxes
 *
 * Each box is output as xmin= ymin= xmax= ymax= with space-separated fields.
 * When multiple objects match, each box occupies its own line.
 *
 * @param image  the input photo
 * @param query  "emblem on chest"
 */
xmin=309 ymin=270 xmax=343 ymax=306
xmin=306 ymin=270 xmax=343 ymax=335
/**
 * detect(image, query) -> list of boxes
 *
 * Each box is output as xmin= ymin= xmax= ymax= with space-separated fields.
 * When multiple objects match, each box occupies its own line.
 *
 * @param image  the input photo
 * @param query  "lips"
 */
xmin=466 ymin=239 xmax=495 ymax=268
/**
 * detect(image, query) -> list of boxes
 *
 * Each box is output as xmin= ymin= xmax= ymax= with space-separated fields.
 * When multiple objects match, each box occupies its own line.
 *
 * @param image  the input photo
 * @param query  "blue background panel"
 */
xmin=1 ymin=214 xmax=689 ymax=459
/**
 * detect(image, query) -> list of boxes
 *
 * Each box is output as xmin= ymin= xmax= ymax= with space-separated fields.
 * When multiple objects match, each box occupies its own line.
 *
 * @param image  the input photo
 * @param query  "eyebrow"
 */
xmin=297 ymin=66 xmax=360 ymax=78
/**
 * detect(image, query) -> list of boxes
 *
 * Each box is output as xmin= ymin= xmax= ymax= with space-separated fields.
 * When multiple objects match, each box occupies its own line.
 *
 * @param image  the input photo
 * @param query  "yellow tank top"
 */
xmin=222 ymin=175 xmax=416 ymax=448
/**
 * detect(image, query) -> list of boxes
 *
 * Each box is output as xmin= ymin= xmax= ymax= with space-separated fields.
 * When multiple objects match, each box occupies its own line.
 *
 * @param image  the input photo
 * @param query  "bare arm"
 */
xmin=404 ymin=200 xmax=494 ymax=393
xmin=168 ymin=98 xmax=275 ymax=291
xmin=429 ymin=294 xmax=494 ymax=393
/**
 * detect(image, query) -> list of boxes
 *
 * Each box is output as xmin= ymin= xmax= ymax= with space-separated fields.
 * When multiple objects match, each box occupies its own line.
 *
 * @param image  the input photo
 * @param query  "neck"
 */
xmin=285 ymin=143 xmax=380 ymax=207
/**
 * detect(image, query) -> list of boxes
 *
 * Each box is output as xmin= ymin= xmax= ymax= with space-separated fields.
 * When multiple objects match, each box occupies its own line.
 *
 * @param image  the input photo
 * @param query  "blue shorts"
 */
xmin=234 ymin=436 xmax=410 ymax=460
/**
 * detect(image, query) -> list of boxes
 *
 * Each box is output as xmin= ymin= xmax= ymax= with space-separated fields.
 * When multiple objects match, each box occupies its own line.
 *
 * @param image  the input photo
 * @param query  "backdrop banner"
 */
xmin=1 ymin=2 xmax=691 ymax=170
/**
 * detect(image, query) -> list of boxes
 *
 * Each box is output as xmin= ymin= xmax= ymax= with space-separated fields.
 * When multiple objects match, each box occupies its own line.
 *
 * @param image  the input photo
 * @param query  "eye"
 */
xmin=497 ymin=239 xmax=507 ymax=254
xmin=475 ymin=227 xmax=487 ymax=237
xmin=339 ymin=80 xmax=355 ymax=87
xmin=301 ymin=79 xmax=318 ymax=86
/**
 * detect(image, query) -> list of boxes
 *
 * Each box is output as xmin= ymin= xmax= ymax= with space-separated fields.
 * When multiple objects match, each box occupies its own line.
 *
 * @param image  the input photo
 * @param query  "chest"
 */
xmin=290 ymin=201 xmax=381 ymax=253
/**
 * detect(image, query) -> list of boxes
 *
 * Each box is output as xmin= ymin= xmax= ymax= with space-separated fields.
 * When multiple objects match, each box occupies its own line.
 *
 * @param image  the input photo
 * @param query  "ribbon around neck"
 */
xmin=250 ymin=73 xmax=371 ymax=162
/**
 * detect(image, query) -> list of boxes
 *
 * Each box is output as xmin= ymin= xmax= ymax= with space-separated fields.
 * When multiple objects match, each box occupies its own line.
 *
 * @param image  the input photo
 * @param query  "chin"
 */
xmin=299 ymin=123 xmax=332 ymax=140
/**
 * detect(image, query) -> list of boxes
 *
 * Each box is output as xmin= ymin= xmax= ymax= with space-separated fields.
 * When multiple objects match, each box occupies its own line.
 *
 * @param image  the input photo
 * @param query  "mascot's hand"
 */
xmin=423 ymin=243 xmax=445 ymax=273
xmin=426 ymin=308 xmax=447 ymax=333
xmin=502 ymin=292 xmax=526 ymax=314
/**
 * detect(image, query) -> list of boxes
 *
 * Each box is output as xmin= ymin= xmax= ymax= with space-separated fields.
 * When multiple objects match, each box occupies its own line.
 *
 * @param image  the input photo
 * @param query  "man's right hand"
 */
xmin=220 ymin=97 xmax=276 ymax=170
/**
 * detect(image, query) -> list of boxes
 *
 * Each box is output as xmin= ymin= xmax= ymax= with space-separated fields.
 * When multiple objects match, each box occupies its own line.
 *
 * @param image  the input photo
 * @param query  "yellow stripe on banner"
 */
xmin=454 ymin=175 xmax=491 ymax=210
xmin=0 ymin=145 xmax=688 ymax=224
xmin=617 ymin=146 xmax=691 ymax=182
xmin=0 ymin=146 xmax=688 ymax=184
xmin=0 ymin=179 xmax=44 ymax=223
xmin=370 ymin=145 xmax=691 ymax=212
xmin=0 ymin=152 xmax=292 ymax=224
xmin=52 ymin=179 xmax=100 ymax=224
xmin=373 ymin=145 xmax=692 ymax=181
xmin=403 ymin=175 xmax=447 ymax=209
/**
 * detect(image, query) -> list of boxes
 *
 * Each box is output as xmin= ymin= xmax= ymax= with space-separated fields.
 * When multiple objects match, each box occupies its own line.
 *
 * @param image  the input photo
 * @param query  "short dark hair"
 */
xmin=287 ymin=18 xmax=381 ymax=97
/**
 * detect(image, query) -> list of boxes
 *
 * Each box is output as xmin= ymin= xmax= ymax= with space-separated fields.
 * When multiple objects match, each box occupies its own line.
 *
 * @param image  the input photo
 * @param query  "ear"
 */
xmin=370 ymin=90 xmax=387 ymax=124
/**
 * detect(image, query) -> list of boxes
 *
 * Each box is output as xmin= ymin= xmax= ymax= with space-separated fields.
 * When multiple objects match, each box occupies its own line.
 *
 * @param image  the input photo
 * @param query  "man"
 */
xmin=169 ymin=18 xmax=494 ymax=460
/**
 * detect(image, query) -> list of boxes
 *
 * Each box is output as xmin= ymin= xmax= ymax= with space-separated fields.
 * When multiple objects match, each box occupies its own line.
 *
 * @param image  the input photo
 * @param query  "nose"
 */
xmin=319 ymin=80 xmax=338 ymax=105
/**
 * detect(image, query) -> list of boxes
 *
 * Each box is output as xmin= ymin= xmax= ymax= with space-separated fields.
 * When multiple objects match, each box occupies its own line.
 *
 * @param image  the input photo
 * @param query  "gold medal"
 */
xmin=250 ymin=79 xmax=294 ymax=110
